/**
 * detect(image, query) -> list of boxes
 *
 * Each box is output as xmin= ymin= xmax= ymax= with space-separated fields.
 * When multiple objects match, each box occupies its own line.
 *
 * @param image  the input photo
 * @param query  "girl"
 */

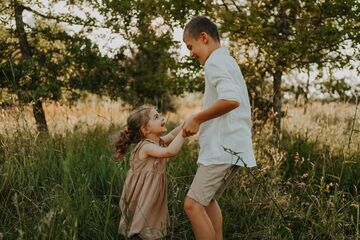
xmin=115 ymin=104 xmax=185 ymax=240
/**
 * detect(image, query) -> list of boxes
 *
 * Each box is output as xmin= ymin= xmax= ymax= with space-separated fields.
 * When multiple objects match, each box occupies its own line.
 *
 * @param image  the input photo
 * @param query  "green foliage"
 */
xmin=216 ymin=0 xmax=359 ymax=71
xmin=0 ymin=0 xmax=209 ymax=113
xmin=120 ymin=19 xmax=179 ymax=111
xmin=204 ymin=0 xmax=360 ymax=135
xmin=1 ymin=0 xmax=359 ymax=112
xmin=0 ymin=11 xmax=123 ymax=105
xmin=96 ymin=0 xmax=207 ymax=111
xmin=1 ymin=124 xmax=359 ymax=239
xmin=3 ymin=0 xmax=356 ymax=115
xmin=0 ymin=127 xmax=125 ymax=239
xmin=277 ymin=133 xmax=360 ymax=239
xmin=321 ymin=77 xmax=358 ymax=102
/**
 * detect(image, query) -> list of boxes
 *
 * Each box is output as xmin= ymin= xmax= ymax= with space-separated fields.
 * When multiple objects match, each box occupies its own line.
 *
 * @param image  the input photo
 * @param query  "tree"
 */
xmin=96 ymin=0 xmax=206 ymax=111
xmin=211 ymin=0 xmax=360 ymax=143
xmin=1 ymin=0 xmax=208 ymax=132
xmin=0 ymin=0 xmax=125 ymax=132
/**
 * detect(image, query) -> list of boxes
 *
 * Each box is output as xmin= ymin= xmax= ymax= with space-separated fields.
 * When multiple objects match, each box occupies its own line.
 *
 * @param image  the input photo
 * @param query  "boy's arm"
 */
xmin=183 ymin=99 xmax=239 ymax=137
xmin=160 ymin=123 xmax=183 ymax=144
xmin=141 ymin=131 xmax=185 ymax=158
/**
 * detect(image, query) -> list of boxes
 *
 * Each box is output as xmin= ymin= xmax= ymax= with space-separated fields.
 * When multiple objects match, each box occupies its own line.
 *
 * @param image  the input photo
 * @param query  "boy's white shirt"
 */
xmin=198 ymin=47 xmax=257 ymax=167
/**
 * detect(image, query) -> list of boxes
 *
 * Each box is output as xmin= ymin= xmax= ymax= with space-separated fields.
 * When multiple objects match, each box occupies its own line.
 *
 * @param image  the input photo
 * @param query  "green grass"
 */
xmin=0 ymin=125 xmax=359 ymax=239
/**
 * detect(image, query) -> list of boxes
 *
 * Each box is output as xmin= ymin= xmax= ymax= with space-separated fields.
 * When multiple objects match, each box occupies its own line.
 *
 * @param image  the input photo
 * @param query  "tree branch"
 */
xmin=21 ymin=5 xmax=105 ymax=29
xmin=221 ymin=0 xmax=229 ymax=11
xmin=0 ymin=5 xmax=11 ymax=14
xmin=230 ymin=0 xmax=241 ymax=12
xmin=222 ymin=146 xmax=287 ymax=223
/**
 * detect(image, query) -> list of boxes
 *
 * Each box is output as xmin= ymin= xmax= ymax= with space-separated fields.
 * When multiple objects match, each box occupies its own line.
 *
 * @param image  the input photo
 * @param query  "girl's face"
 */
xmin=143 ymin=108 xmax=167 ymax=136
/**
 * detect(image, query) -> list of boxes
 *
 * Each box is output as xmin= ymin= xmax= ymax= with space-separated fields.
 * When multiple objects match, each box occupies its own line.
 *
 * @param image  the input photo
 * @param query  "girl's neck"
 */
xmin=143 ymin=134 xmax=161 ymax=144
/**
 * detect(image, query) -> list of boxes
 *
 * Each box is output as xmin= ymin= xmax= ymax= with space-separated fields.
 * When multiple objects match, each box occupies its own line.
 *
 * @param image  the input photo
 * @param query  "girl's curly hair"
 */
xmin=115 ymin=104 xmax=154 ymax=160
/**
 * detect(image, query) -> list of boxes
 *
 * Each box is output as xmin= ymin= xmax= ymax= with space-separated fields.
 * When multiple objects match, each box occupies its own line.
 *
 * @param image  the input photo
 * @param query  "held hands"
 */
xmin=181 ymin=100 xmax=238 ymax=137
xmin=182 ymin=114 xmax=200 ymax=137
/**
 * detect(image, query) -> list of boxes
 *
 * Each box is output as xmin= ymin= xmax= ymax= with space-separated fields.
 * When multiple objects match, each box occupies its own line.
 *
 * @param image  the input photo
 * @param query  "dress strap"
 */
xmin=132 ymin=139 xmax=156 ymax=155
xmin=144 ymin=138 xmax=166 ymax=147
xmin=130 ymin=139 xmax=157 ymax=172
xmin=143 ymin=139 xmax=158 ymax=145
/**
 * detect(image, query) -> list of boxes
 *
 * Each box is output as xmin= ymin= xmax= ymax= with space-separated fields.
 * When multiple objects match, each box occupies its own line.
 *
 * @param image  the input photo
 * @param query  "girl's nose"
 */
xmin=162 ymin=114 xmax=167 ymax=123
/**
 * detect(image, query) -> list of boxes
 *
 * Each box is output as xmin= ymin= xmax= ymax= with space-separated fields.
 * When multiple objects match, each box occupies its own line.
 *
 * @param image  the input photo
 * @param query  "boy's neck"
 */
xmin=205 ymin=41 xmax=221 ymax=64
xmin=210 ymin=43 xmax=221 ymax=53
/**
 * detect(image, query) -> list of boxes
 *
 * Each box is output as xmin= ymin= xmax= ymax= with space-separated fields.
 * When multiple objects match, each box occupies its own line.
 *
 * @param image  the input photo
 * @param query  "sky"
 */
xmin=23 ymin=1 xmax=188 ymax=56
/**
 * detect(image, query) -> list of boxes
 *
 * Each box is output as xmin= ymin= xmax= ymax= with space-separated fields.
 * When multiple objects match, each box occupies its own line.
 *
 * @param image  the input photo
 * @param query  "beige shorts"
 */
xmin=187 ymin=163 xmax=240 ymax=206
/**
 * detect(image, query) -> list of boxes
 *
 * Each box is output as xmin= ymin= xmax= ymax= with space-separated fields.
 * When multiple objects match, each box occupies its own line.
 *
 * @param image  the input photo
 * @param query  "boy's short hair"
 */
xmin=184 ymin=16 xmax=220 ymax=42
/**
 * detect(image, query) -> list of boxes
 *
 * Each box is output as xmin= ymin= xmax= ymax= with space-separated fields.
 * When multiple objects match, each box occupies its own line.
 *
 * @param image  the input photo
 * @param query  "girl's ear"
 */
xmin=140 ymin=125 xmax=148 ymax=136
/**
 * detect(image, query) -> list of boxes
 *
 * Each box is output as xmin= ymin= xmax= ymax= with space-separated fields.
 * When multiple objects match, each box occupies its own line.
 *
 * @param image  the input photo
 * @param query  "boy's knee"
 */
xmin=184 ymin=196 xmax=202 ymax=214
xmin=183 ymin=196 xmax=193 ymax=213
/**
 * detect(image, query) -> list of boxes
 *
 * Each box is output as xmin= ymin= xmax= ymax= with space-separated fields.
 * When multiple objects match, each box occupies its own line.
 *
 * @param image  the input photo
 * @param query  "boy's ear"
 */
xmin=200 ymin=32 xmax=209 ymax=44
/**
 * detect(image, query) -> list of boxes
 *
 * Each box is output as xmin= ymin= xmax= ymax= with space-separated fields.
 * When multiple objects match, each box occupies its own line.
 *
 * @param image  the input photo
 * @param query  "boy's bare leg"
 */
xmin=205 ymin=199 xmax=223 ymax=240
xmin=184 ymin=196 xmax=216 ymax=240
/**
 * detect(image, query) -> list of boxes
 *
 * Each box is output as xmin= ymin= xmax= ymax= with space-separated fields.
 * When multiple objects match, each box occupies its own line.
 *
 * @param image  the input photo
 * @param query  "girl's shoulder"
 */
xmin=133 ymin=139 xmax=154 ymax=153
xmin=136 ymin=139 xmax=158 ymax=158
xmin=137 ymin=139 xmax=168 ymax=161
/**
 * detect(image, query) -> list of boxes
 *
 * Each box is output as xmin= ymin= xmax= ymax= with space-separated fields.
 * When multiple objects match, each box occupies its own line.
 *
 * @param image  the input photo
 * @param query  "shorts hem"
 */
xmin=186 ymin=190 xmax=212 ymax=206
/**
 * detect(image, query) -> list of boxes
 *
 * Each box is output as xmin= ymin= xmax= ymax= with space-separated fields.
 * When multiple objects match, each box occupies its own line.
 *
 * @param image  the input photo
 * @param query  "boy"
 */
xmin=182 ymin=16 xmax=257 ymax=239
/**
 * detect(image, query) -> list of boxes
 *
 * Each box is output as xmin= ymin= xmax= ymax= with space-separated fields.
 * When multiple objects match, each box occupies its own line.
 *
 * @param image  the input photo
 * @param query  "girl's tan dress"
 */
xmin=119 ymin=139 xmax=169 ymax=239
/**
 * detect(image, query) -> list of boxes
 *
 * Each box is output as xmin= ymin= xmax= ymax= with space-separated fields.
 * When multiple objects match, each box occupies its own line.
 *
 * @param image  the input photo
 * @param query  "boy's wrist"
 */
xmin=193 ymin=113 xmax=203 ymax=124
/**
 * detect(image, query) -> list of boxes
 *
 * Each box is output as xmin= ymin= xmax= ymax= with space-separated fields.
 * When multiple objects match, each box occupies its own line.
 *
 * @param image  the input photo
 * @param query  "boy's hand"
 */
xmin=182 ymin=100 xmax=239 ymax=137
xmin=182 ymin=115 xmax=200 ymax=137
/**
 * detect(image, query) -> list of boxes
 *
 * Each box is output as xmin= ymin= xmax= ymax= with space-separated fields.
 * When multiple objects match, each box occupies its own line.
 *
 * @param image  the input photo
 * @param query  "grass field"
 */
xmin=0 ymin=96 xmax=359 ymax=239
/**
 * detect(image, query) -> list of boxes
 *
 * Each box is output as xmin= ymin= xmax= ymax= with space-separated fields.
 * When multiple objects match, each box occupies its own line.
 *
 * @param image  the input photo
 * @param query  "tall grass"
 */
xmin=1 ymin=100 xmax=359 ymax=239
xmin=0 ymin=127 xmax=124 ymax=239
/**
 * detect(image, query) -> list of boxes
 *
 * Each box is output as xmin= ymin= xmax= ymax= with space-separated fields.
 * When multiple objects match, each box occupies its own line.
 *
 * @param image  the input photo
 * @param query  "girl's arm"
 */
xmin=160 ymin=123 xmax=183 ymax=144
xmin=140 ymin=131 xmax=185 ymax=159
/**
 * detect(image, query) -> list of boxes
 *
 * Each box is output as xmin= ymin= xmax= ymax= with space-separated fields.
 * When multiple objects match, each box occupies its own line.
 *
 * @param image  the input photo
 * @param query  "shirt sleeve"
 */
xmin=205 ymin=61 xmax=241 ymax=102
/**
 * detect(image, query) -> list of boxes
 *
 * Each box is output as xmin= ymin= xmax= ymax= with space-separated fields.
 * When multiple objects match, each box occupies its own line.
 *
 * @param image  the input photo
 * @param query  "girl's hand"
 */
xmin=161 ymin=122 xmax=185 ymax=144
xmin=141 ymin=131 xmax=185 ymax=159
xmin=182 ymin=115 xmax=200 ymax=137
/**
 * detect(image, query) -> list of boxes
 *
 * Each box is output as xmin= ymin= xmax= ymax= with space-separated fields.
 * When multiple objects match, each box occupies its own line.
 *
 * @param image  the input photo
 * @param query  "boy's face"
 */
xmin=183 ymin=31 xmax=212 ymax=65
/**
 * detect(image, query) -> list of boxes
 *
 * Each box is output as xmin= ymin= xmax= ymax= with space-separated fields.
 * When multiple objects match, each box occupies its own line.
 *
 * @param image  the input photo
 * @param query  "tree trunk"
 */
xmin=272 ymin=5 xmax=287 ymax=144
xmin=303 ymin=68 xmax=310 ymax=114
xmin=32 ymin=99 xmax=48 ymax=132
xmin=272 ymin=69 xmax=282 ymax=144
xmin=13 ymin=0 xmax=48 ymax=132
